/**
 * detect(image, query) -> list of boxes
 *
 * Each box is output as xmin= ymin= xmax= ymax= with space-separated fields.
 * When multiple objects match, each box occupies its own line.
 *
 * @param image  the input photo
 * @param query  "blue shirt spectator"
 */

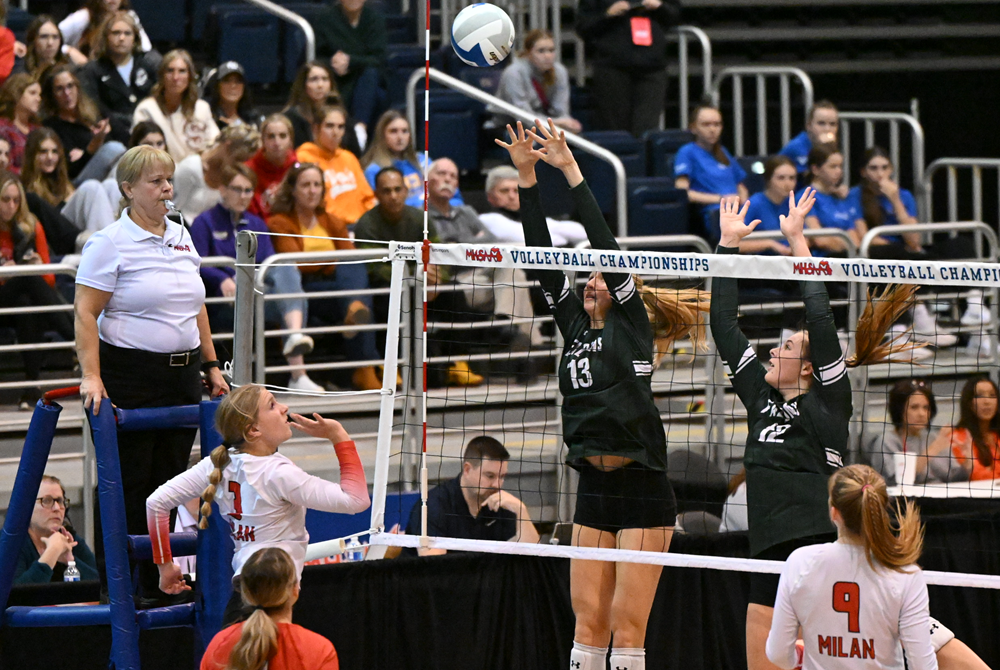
xmin=802 ymin=143 xmax=856 ymax=256
xmin=849 ymin=146 xmax=922 ymax=252
xmin=778 ymin=101 xmax=839 ymax=174
xmin=735 ymin=156 xmax=796 ymax=256
xmin=674 ymin=141 xmax=746 ymax=239
xmin=846 ymin=186 xmax=917 ymax=246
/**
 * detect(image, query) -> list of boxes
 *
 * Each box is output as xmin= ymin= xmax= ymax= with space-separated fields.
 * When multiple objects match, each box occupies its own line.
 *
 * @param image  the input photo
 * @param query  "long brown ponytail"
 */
xmin=829 ymin=464 xmax=923 ymax=572
xmin=199 ymin=385 xmax=265 ymax=529
xmin=859 ymin=146 xmax=890 ymax=228
xmin=633 ymin=276 xmax=711 ymax=364
xmin=846 ymin=284 xmax=925 ymax=367
xmin=225 ymin=548 xmax=297 ymax=670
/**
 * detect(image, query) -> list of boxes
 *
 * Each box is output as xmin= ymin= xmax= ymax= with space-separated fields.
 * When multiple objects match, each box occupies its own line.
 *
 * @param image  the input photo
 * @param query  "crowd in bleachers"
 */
xmin=0 ymin=0 xmax=994 ymax=412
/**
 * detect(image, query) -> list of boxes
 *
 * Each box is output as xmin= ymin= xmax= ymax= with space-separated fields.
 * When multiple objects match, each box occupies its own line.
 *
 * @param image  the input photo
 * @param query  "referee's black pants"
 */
xmin=93 ymin=342 xmax=201 ymax=599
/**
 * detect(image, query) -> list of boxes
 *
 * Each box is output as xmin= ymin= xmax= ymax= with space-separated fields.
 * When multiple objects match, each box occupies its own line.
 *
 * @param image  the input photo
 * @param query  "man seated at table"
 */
xmin=406 ymin=436 xmax=540 ymax=556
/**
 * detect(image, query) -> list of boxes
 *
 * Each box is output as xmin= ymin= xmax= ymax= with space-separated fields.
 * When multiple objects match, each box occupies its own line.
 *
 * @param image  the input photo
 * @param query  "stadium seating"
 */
xmin=5 ymin=7 xmax=34 ymax=42
xmin=737 ymin=155 xmax=768 ymax=196
xmin=130 ymin=0 xmax=186 ymax=42
xmin=414 ymin=91 xmax=483 ymax=172
xmin=386 ymin=45 xmax=444 ymax=108
xmin=644 ymin=129 xmax=694 ymax=178
xmin=576 ymin=131 xmax=645 ymax=215
xmin=282 ymin=3 xmax=329 ymax=82
xmin=626 ymin=178 xmax=690 ymax=238
xmin=207 ymin=6 xmax=282 ymax=85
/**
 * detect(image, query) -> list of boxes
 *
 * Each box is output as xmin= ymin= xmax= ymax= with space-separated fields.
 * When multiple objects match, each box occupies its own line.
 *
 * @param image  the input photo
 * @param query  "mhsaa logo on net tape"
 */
xmin=792 ymin=260 xmax=833 ymax=276
xmin=465 ymin=247 xmax=504 ymax=263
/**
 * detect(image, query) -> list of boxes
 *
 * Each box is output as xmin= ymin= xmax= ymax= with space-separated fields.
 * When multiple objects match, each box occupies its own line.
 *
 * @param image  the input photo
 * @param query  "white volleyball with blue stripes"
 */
xmin=451 ymin=3 xmax=515 ymax=67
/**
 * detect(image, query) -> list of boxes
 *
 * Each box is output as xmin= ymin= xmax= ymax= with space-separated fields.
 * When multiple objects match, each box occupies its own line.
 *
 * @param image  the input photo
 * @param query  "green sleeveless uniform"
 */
xmin=520 ymin=181 xmax=667 ymax=471
xmin=710 ymin=245 xmax=850 ymax=556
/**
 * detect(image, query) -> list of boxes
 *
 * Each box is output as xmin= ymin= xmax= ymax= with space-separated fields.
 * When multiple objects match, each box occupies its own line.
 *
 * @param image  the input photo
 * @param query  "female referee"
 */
xmin=499 ymin=119 xmax=709 ymax=670
xmin=711 ymin=192 xmax=917 ymax=670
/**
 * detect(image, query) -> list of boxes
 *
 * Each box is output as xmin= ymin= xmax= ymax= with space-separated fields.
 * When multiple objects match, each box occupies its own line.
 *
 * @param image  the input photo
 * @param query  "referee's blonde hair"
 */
xmin=199 ymin=384 xmax=264 ymax=530
xmin=115 ymin=145 xmax=175 ymax=214
xmin=227 ymin=547 xmax=298 ymax=670
xmin=829 ymin=464 xmax=924 ymax=572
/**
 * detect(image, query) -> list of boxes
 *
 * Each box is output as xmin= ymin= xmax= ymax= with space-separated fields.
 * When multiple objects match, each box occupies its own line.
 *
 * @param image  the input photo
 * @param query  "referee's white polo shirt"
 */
xmin=76 ymin=209 xmax=205 ymax=354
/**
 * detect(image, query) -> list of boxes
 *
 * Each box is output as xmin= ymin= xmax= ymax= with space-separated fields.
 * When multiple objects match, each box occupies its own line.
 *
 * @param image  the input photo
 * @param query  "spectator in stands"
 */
xmin=802 ymin=143 xmax=857 ymax=255
xmin=850 ymin=146 xmax=957 ymax=349
xmin=283 ymin=61 xmax=362 ymax=155
xmin=172 ymin=123 xmax=261 ymax=223
xmin=362 ymin=109 xmax=462 ymax=208
xmin=944 ymin=376 xmax=1000 ymax=481
xmin=739 ymin=156 xmax=797 ymax=256
xmin=199 ymin=548 xmax=340 ymax=670
xmin=354 ymin=167 xmax=482 ymax=386
xmin=59 ymin=0 xmax=153 ymax=59
xmin=128 ymin=119 xmax=165 ymax=150
xmin=191 ymin=164 xmax=324 ymax=394
xmin=78 ymin=12 xmax=158 ymax=146
xmin=0 ymin=4 xmax=20 ymax=87
xmin=314 ymin=0 xmax=387 ymax=131
xmin=576 ymin=0 xmax=679 ymax=136
xmin=42 ymin=64 xmax=126 ymax=184
xmin=479 ymin=164 xmax=586 ymax=246
xmin=406 ymin=436 xmax=540 ymax=556
xmin=246 ymin=113 xmax=296 ymax=219
xmin=0 ymin=172 xmax=76 ymax=408
xmin=296 ymin=104 xmax=375 ymax=225
xmin=17 ymin=17 xmax=87 ymax=78
xmin=133 ymin=49 xmax=219 ymax=163
xmin=428 ymin=158 xmax=540 ymax=359
xmin=491 ymin=30 xmax=581 ymax=134
xmin=778 ymin=100 xmax=839 ymax=175
xmin=267 ymin=162 xmax=381 ymax=391
xmin=850 ymin=146 xmax=922 ymax=254
xmin=22 ymin=127 xmax=118 ymax=233
xmin=204 ymin=61 xmax=260 ymax=131
xmin=75 ymin=145 xmax=228 ymax=600
xmin=674 ymin=104 xmax=747 ymax=242
xmin=858 ymin=378 xmax=965 ymax=485
xmin=0 ymin=134 xmax=83 ymax=255
xmin=0 ymin=73 xmax=42 ymax=173
xmin=15 ymin=475 xmax=99 ymax=583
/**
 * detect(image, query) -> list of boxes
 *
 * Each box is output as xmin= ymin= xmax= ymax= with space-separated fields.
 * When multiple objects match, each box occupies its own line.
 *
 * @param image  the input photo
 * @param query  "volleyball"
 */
xmin=451 ymin=3 xmax=515 ymax=67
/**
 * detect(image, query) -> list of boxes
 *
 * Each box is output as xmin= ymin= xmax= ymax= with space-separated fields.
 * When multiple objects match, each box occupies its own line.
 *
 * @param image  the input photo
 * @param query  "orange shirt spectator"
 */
xmin=201 ymin=622 xmax=339 ymax=670
xmin=950 ymin=427 xmax=1000 ymax=481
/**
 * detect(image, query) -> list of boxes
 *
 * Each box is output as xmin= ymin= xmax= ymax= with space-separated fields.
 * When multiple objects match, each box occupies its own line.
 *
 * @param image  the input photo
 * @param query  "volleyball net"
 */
xmin=231 ymin=231 xmax=1000 ymax=589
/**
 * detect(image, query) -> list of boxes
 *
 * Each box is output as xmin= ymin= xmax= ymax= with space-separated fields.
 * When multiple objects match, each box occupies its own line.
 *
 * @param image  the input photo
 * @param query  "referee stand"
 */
xmin=0 ymin=392 xmax=233 ymax=670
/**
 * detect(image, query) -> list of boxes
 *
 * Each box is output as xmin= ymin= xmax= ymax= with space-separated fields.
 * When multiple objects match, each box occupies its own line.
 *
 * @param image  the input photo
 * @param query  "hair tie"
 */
xmin=253 ymin=605 xmax=266 ymax=612
xmin=861 ymin=484 xmax=873 ymax=493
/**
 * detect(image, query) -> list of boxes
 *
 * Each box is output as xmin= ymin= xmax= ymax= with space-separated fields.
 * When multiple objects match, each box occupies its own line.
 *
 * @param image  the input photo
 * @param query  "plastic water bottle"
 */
xmin=63 ymin=560 xmax=80 ymax=582
xmin=344 ymin=537 xmax=365 ymax=562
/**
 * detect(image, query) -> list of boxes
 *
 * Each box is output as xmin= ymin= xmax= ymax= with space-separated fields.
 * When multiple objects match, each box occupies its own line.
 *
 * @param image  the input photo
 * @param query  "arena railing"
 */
xmin=710 ymin=66 xmax=815 ymax=157
xmin=839 ymin=111 xmax=926 ymax=219
xmin=239 ymin=0 xmax=315 ymax=62
xmin=673 ymin=26 xmax=714 ymax=129
xmin=922 ymin=159 xmax=1000 ymax=238
xmin=405 ymin=67 xmax=631 ymax=235
xmin=252 ymin=248 xmax=396 ymax=388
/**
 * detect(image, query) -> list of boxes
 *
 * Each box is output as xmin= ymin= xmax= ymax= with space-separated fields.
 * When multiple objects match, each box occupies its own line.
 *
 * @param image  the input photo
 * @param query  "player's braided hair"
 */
xmin=199 ymin=385 xmax=263 ymax=530
xmin=829 ymin=464 xmax=924 ymax=572
xmin=633 ymin=276 xmax=711 ymax=365
xmin=226 ymin=547 xmax=297 ymax=670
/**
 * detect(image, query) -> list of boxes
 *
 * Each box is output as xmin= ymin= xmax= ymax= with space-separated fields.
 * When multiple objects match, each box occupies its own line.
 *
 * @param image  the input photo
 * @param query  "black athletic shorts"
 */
xmin=573 ymin=461 xmax=677 ymax=533
xmin=748 ymin=533 xmax=837 ymax=607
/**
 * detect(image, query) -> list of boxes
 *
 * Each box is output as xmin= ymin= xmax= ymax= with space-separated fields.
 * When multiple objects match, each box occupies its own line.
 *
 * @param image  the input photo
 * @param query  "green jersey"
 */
xmin=520 ymin=182 xmax=666 ymax=471
xmin=710 ymin=245 xmax=850 ymax=556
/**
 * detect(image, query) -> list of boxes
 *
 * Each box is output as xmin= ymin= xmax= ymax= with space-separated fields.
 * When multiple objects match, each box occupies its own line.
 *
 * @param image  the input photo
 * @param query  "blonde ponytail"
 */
xmin=633 ymin=277 xmax=711 ymax=364
xmin=200 ymin=384 xmax=266 ymax=529
xmin=829 ymin=464 xmax=924 ymax=572
xmin=847 ymin=284 xmax=924 ymax=367
xmin=225 ymin=548 xmax=298 ymax=670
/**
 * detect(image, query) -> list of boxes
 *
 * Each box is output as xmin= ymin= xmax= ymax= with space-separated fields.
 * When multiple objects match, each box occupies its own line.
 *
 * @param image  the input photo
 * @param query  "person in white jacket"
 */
xmin=133 ymin=49 xmax=219 ymax=163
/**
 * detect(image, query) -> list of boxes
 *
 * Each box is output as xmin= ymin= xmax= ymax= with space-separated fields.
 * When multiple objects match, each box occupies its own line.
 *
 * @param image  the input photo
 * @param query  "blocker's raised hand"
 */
xmin=718 ymin=196 xmax=760 ymax=248
xmin=495 ymin=121 xmax=542 ymax=172
xmin=779 ymin=187 xmax=816 ymax=241
xmin=525 ymin=117 xmax=576 ymax=170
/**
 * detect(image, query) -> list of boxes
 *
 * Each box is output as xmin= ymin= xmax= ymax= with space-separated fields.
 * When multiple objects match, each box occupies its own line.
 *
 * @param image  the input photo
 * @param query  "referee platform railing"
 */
xmin=0 ymin=394 xmax=232 ymax=670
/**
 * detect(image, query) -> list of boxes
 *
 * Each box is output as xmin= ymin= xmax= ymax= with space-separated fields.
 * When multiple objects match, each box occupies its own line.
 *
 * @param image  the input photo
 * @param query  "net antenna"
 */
xmin=418 ymin=0 xmax=433 ymax=549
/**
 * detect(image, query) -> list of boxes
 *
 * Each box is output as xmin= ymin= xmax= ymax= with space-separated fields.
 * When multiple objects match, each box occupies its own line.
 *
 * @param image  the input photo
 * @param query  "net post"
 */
xmin=233 ymin=230 xmax=258 ymax=386
xmin=369 ymin=258 xmax=406 ymax=537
